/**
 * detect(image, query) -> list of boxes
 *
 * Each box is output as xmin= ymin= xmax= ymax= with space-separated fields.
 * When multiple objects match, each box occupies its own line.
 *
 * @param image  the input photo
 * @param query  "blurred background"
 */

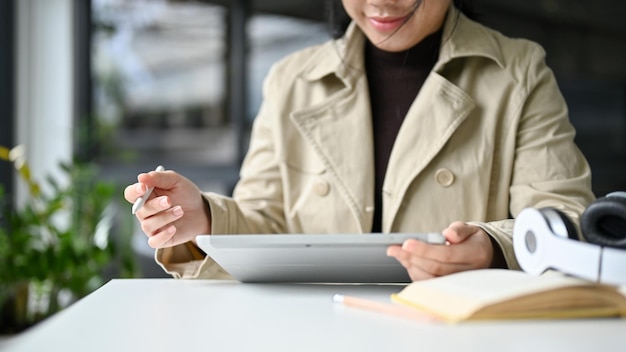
xmin=0 ymin=0 xmax=624 ymax=282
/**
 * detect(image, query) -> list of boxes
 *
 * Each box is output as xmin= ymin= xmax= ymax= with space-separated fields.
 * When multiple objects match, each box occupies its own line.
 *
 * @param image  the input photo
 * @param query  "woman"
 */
xmin=124 ymin=0 xmax=594 ymax=280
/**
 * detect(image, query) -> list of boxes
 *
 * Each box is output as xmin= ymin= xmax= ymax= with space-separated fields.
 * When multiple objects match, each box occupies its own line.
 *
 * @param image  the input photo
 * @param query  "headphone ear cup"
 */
xmin=580 ymin=192 xmax=626 ymax=249
xmin=538 ymin=207 xmax=580 ymax=240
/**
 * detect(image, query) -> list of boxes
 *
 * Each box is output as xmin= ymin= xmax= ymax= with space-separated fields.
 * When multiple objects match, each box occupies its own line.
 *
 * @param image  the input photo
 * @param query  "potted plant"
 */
xmin=0 ymin=145 xmax=139 ymax=334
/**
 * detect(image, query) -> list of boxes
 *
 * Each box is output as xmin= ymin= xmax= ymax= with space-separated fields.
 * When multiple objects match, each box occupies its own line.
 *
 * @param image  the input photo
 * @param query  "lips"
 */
xmin=368 ymin=15 xmax=409 ymax=32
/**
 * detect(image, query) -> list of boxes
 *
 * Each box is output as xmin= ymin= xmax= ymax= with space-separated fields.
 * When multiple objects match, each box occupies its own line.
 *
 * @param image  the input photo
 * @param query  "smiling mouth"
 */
xmin=368 ymin=15 xmax=410 ymax=32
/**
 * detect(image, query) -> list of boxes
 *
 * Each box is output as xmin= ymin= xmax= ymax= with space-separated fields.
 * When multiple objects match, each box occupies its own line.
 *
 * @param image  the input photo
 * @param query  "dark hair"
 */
xmin=326 ymin=0 xmax=480 ymax=39
xmin=454 ymin=0 xmax=480 ymax=22
xmin=325 ymin=0 xmax=351 ymax=39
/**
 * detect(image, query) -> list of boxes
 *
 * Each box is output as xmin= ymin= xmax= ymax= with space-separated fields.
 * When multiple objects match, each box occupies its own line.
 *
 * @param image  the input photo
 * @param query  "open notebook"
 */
xmin=195 ymin=233 xmax=445 ymax=283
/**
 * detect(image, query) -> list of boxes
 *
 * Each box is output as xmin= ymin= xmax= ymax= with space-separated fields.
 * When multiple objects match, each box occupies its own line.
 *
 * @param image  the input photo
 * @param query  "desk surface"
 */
xmin=3 ymin=279 xmax=626 ymax=352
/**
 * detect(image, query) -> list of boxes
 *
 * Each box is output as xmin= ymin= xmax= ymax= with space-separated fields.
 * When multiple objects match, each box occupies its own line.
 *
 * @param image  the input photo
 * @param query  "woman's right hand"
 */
xmin=123 ymin=168 xmax=212 ymax=248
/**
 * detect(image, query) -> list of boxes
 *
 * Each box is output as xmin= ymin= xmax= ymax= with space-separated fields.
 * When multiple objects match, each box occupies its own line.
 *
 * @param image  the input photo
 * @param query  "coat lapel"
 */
xmin=382 ymin=72 xmax=475 ymax=231
xmin=290 ymin=79 xmax=375 ymax=232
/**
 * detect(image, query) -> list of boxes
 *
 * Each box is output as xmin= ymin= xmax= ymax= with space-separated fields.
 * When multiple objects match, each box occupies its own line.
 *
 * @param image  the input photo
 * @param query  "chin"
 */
xmin=371 ymin=40 xmax=413 ymax=53
xmin=364 ymin=30 xmax=417 ymax=52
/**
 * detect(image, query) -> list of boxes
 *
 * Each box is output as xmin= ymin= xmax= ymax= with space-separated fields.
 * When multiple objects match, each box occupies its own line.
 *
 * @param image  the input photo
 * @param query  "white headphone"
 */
xmin=513 ymin=192 xmax=626 ymax=286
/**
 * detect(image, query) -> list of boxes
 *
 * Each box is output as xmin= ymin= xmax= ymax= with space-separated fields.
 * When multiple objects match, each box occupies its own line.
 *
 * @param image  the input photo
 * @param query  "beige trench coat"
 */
xmin=156 ymin=7 xmax=594 ymax=279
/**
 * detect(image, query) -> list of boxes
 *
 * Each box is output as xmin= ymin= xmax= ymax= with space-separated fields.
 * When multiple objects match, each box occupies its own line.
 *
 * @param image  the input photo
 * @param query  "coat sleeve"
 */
xmin=474 ymin=43 xmax=595 ymax=270
xmin=154 ymin=241 xmax=233 ymax=279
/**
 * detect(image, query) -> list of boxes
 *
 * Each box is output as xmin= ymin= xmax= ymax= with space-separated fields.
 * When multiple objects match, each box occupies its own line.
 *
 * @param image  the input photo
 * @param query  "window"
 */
xmin=92 ymin=0 xmax=233 ymax=194
xmin=90 ymin=0 xmax=328 ymax=276
xmin=91 ymin=0 xmax=328 ymax=194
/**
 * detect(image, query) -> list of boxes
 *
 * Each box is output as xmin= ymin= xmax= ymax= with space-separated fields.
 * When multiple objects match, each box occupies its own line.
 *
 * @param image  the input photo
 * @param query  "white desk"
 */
xmin=3 ymin=279 xmax=626 ymax=352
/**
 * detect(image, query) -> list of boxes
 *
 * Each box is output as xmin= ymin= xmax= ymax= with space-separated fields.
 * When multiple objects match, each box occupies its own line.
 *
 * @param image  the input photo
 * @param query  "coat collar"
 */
xmin=437 ymin=6 xmax=505 ymax=70
xmin=301 ymin=5 xmax=505 ymax=84
xmin=300 ymin=21 xmax=365 ymax=87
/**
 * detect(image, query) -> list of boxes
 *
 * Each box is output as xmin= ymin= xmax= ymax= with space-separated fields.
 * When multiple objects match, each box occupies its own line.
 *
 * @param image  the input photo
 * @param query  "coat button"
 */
xmin=435 ymin=168 xmax=455 ymax=187
xmin=314 ymin=180 xmax=330 ymax=196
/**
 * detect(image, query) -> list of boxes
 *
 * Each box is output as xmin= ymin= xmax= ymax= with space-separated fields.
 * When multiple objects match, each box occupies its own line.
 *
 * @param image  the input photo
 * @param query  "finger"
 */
xmin=399 ymin=239 xmax=459 ymax=264
xmin=139 ymin=205 xmax=184 ymax=235
xmin=389 ymin=240 xmax=473 ymax=273
xmin=123 ymin=183 xmax=146 ymax=204
xmin=388 ymin=245 xmax=469 ymax=279
xmin=387 ymin=243 xmax=436 ymax=272
xmin=442 ymin=221 xmax=476 ymax=244
xmin=387 ymin=244 xmax=407 ymax=265
xmin=405 ymin=259 xmax=470 ymax=280
xmin=405 ymin=266 xmax=436 ymax=281
xmin=147 ymin=225 xmax=178 ymax=248
xmin=135 ymin=196 xmax=172 ymax=221
xmin=137 ymin=169 xmax=178 ymax=190
xmin=390 ymin=245 xmax=474 ymax=278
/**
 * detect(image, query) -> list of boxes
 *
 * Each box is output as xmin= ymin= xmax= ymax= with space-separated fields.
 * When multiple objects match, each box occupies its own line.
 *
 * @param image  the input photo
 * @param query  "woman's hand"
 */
xmin=123 ymin=169 xmax=211 ymax=248
xmin=387 ymin=221 xmax=494 ymax=281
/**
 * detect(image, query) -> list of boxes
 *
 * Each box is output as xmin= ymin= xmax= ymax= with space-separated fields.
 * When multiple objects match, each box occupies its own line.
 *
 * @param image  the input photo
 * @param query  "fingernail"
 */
xmin=134 ymin=183 xmax=144 ymax=193
xmin=172 ymin=206 xmax=183 ymax=217
xmin=159 ymin=197 xmax=170 ymax=208
xmin=167 ymin=226 xmax=176 ymax=235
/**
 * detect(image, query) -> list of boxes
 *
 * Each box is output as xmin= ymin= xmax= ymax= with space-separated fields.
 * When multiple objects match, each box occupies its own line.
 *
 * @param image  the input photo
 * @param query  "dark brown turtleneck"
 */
xmin=365 ymin=29 xmax=442 ymax=233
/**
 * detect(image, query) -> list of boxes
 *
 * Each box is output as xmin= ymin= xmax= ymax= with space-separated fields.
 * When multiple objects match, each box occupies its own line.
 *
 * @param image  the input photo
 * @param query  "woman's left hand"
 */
xmin=386 ymin=221 xmax=494 ymax=281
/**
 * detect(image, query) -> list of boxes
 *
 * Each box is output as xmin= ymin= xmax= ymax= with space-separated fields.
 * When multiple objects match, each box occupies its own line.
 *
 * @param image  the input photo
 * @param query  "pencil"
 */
xmin=131 ymin=165 xmax=165 ymax=214
xmin=333 ymin=293 xmax=439 ymax=322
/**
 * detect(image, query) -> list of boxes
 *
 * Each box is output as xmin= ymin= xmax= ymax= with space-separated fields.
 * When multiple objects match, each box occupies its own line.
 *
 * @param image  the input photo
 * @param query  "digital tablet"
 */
xmin=195 ymin=233 xmax=445 ymax=283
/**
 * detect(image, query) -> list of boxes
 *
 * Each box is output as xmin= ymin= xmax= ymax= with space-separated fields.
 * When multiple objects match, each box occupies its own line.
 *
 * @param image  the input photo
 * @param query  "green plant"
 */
xmin=0 ymin=145 xmax=139 ymax=334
